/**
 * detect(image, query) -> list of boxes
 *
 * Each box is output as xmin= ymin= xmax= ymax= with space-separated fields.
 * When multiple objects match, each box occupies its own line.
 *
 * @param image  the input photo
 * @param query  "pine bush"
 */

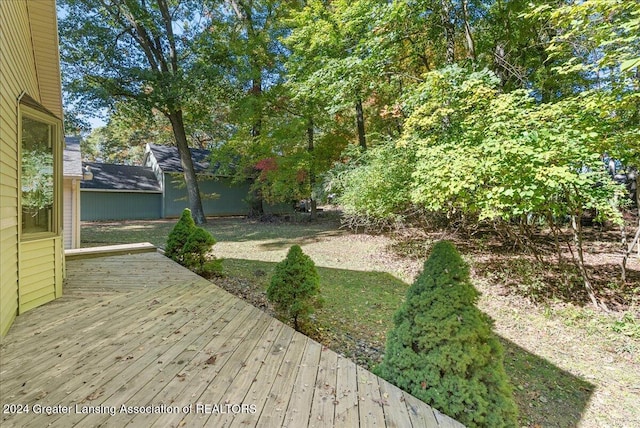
xmin=375 ymin=241 xmax=518 ymax=427
xmin=267 ymin=245 xmax=322 ymax=331
xmin=165 ymin=208 xmax=196 ymax=264
xmin=183 ymin=227 xmax=216 ymax=271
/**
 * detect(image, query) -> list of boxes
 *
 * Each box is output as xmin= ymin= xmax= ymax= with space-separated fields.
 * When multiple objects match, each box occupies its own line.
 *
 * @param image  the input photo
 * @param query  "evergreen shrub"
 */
xmin=183 ymin=227 xmax=216 ymax=271
xmin=375 ymin=240 xmax=518 ymax=427
xmin=166 ymin=208 xmax=220 ymax=275
xmin=267 ymin=245 xmax=322 ymax=330
xmin=165 ymin=208 xmax=196 ymax=264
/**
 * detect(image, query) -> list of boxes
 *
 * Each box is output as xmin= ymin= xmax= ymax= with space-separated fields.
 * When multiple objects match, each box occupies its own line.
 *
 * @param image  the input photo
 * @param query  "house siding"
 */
xmin=18 ymin=238 xmax=61 ymax=313
xmin=63 ymin=178 xmax=81 ymax=249
xmin=163 ymin=174 xmax=251 ymax=218
xmin=81 ymin=191 xmax=163 ymax=221
xmin=0 ymin=0 xmax=64 ymax=339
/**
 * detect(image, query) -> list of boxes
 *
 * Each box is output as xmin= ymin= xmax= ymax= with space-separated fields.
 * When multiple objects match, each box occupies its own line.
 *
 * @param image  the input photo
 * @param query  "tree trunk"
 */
xmin=441 ymin=0 xmax=455 ymax=64
xmin=250 ymin=76 xmax=262 ymax=139
xmin=621 ymin=219 xmax=640 ymax=282
xmin=570 ymin=214 xmax=601 ymax=309
xmin=249 ymin=74 xmax=265 ymax=217
xmin=355 ymin=98 xmax=367 ymax=150
xmin=307 ymin=116 xmax=317 ymax=221
xmin=166 ymin=110 xmax=207 ymax=224
xmin=462 ymin=0 xmax=476 ymax=61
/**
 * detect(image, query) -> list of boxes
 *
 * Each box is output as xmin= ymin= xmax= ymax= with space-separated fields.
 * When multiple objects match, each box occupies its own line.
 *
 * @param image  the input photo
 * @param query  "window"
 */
xmin=20 ymin=103 xmax=61 ymax=236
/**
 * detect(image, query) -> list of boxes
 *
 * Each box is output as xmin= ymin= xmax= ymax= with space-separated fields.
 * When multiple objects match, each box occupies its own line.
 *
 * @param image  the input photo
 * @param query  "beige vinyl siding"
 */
xmin=18 ymin=237 xmax=62 ymax=313
xmin=0 ymin=0 xmax=32 ymax=339
xmin=0 ymin=0 xmax=64 ymax=338
xmin=63 ymin=178 xmax=81 ymax=249
xmin=18 ymin=240 xmax=58 ymax=313
xmin=0 ymin=119 xmax=19 ymax=337
xmin=63 ymin=179 xmax=72 ymax=249
xmin=26 ymin=1 xmax=63 ymax=118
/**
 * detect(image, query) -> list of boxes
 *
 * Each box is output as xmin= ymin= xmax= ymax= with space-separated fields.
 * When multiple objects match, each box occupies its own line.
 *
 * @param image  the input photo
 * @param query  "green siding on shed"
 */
xmin=163 ymin=174 xmax=251 ymax=218
xmin=81 ymin=192 xmax=162 ymax=221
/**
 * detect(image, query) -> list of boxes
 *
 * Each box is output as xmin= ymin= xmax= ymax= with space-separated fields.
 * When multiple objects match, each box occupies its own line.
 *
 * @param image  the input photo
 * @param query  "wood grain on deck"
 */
xmin=0 ymin=251 xmax=463 ymax=427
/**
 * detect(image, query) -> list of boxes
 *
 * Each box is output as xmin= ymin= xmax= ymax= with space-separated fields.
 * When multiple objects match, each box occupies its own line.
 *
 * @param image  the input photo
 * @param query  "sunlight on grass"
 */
xmin=221 ymin=258 xmax=409 ymax=360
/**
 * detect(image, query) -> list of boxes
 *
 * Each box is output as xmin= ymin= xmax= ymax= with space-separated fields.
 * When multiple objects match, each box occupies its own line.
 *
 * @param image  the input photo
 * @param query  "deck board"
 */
xmin=0 ymin=251 xmax=463 ymax=428
xmin=309 ymin=347 xmax=338 ymax=427
xmin=334 ymin=357 xmax=359 ymax=426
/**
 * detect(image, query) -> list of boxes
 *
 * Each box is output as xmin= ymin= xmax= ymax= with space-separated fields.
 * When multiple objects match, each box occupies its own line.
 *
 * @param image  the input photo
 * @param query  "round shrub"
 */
xmin=375 ymin=241 xmax=518 ymax=427
xmin=267 ymin=245 xmax=321 ymax=331
xmin=165 ymin=208 xmax=196 ymax=264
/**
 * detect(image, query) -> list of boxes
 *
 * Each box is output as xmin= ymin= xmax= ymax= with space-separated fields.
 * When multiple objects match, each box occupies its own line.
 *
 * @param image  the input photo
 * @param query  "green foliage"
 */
xmin=183 ymin=227 xmax=217 ymax=271
xmin=266 ymin=245 xmax=322 ymax=331
xmin=375 ymin=241 xmax=518 ymax=427
xmin=202 ymin=258 xmax=224 ymax=278
xmin=337 ymin=142 xmax=415 ymax=228
xmin=338 ymin=66 xmax=624 ymax=227
xmin=165 ymin=209 xmax=197 ymax=264
xmin=21 ymin=150 xmax=54 ymax=211
xmin=543 ymin=0 xmax=640 ymax=168
xmin=611 ymin=312 xmax=640 ymax=340
xmin=166 ymin=208 xmax=219 ymax=272
xmin=82 ymin=104 xmax=173 ymax=164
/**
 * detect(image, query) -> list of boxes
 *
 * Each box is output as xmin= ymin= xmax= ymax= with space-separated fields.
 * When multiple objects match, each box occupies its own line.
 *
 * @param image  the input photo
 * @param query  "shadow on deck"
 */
xmin=0 ymin=249 xmax=463 ymax=427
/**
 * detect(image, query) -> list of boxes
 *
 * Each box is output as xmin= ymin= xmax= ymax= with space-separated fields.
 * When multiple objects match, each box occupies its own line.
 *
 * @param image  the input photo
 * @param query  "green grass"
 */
xmin=80 ymin=217 xmax=639 ymax=427
xmin=221 ymin=257 xmax=409 ymax=366
xmin=81 ymin=215 xmax=343 ymax=248
xmin=502 ymin=337 xmax=595 ymax=427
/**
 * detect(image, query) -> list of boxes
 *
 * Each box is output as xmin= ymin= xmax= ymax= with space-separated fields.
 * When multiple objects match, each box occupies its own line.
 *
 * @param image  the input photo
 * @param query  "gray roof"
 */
xmin=147 ymin=143 xmax=212 ymax=173
xmin=81 ymin=162 xmax=161 ymax=192
xmin=64 ymin=136 xmax=83 ymax=178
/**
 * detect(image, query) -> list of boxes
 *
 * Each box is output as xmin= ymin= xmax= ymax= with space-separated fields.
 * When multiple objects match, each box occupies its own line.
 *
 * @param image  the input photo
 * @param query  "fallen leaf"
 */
xmin=205 ymin=355 xmax=217 ymax=365
xmin=86 ymin=389 xmax=103 ymax=401
xmin=372 ymin=398 xmax=389 ymax=407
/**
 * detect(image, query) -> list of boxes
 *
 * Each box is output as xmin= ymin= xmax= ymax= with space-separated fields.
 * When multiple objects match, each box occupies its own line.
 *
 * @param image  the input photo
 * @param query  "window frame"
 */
xmin=18 ymin=102 xmax=63 ymax=241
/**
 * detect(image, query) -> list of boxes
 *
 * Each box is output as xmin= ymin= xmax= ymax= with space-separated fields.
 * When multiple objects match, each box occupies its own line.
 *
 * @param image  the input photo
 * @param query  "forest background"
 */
xmin=60 ymin=0 xmax=639 ymax=308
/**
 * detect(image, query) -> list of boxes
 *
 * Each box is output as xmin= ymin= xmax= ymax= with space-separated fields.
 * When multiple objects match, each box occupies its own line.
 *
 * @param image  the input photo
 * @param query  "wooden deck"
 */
xmin=0 ymin=251 xmax=463 ymax=427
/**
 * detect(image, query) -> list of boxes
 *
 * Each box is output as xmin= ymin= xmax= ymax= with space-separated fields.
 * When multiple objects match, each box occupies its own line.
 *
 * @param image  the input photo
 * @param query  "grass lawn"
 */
xmin=80 ymin=213 xmax=639 ymax=427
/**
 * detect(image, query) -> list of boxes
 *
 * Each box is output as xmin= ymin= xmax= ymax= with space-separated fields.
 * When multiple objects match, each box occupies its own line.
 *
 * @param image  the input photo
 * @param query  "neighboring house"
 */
xmin=143 ymin=143 xmax=252 ymax=218
xmin=79 ymin=143 xmax=292 ymax=221
xmin=0 ymin=0 xmax=65 ymax=338
xmin=80 ymin=162 xmax=163 ymax=221
xmin=63 ymin=137 xmax=83 ymax=249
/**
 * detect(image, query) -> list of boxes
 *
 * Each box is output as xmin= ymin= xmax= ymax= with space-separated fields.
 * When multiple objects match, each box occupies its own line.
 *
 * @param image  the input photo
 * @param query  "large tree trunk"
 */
xmin=355 ymin=98 xmax=367 ymax=150
xmin=250 ymin=76 xmax=262 ymax=139
xmin=167 ymin=110 xmax=207 ymax=224
xmin=307 ymin=116 xmax=317 ymax=221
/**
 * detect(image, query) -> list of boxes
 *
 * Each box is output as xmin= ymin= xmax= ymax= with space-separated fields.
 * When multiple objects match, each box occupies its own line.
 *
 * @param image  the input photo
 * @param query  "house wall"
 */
xmin=63 ymin=178 xmax=81 ymax=249
xmin=163 ymin=174 xmax=251 ymax=218
xmin=81 ymin=191 xmax=162 ymax=221
xmin=0 ymin=0 xmax=64 ymax=339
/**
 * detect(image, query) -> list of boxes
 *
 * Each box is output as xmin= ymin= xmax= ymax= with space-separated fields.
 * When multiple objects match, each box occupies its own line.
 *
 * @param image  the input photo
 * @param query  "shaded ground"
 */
xmin=81 ymin=210 xmax=640 ymax=427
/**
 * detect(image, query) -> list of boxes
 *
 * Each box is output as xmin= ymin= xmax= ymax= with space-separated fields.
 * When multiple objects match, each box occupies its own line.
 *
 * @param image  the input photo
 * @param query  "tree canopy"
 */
xmin=61 ymin=0 xmax=639 ymax=301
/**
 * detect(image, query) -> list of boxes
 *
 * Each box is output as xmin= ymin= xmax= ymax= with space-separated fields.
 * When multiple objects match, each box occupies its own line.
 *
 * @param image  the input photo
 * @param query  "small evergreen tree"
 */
xmin=183 ymin=227 xmax=216 ymax=271
xmin=165 ymin=208 xmax=197 ymax=264
xmin=375 ymin=241 xmax=518 ymax=428
xmin=267 ymin=245 xmax=321 ymax=331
